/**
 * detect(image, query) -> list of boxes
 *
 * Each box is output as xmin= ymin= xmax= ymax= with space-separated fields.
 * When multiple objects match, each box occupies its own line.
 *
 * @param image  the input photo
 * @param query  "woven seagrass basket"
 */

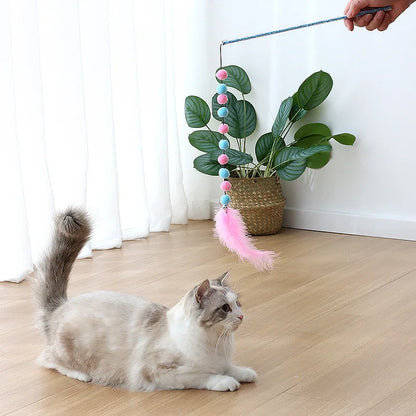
xmin=228 ymin=176 xmax=285 ymax=236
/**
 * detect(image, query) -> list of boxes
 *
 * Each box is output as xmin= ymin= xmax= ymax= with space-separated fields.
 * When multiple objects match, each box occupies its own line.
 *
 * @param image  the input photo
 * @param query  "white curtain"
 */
xmin=1 ymin=0 xmax=214 ymax=283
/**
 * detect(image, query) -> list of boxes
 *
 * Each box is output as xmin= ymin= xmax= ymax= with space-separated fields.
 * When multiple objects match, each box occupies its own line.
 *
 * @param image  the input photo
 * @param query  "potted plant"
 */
xmin=185 ymin=65 xmax=356 ymax=235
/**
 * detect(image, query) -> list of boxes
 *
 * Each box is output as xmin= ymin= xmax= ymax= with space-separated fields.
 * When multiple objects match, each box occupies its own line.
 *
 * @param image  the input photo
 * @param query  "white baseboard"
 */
xmin=283 ymin=207 xmax=416 ymax=241
xmin=210 ymin=201 xmax=416 ymax=241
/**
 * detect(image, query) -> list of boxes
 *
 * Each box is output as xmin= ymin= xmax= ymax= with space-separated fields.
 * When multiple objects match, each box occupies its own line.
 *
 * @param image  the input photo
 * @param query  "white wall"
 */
xmin=199 ymin=0 xmax=416 ymax=240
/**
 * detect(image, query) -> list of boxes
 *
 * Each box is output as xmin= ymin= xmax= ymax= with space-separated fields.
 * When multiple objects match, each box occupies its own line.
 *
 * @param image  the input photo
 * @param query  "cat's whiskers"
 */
xmin=215 ymin=328 xmax=227 ymax=353
xmin=215 ymin=321 xmax=234 ymax=357
xmin=216 ymin=331 xmax=229 ymax=356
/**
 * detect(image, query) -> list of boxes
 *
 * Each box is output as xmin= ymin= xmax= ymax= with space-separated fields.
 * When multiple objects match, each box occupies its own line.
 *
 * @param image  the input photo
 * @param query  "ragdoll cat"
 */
xmin=34 ymin=208 xmax=257 ymax=391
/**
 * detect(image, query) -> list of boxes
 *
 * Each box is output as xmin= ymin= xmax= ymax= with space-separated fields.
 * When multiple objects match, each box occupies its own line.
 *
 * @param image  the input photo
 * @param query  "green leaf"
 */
xmin=298 ymin=143 xmax=332 ymax=158
xmin=212 ymin=92 xmax=237 ymax=122
xmin=274 ymin=147 xmax=301 ymax=168
xmin=294 ymin=135 xmax=327 ymax=149
xmin=294 ymin=123 xmax=331 ymax=140
xmin=331 ymin=133 xmax=356 ymax=145
xmin=289 ymin=92 xmax=307 ymax=122
xmin=188 ymin=130 xmax=223 ymax=153
xmin=274 ymin=147 xmax=307 ymax=181
xmin=255 ymin=133 xmax=274 ymax=162
xmin=216 ymin=65 xmax=251 ymax=94
xmin=274 ymin=144 xmax=332 ymax=168
xmin=255 ymin=133 xmax=285 ymax=164
xmin=297 ymin=71 xmax=333 ymax=111
xmin=274 ymin=144 xmax=332 ymax=181
xmin=212 ymin=92 xmax=256 ymax=138
xmin=278 ymin=159 xmax=308 ymax=181
xmin=226 ymin=99 xmax=257 ymax=139
xmin=272 ymin=96 xmax=293 ymax=137
xmin=210 ymin=148 xmax=253 ymax=166
xmin=193 ymin=154 xmax=235 ymax=176
xmin=185 ymin=96 xmax=211 ymax=128
xmin=307 ymin=151 xmax=331 ymax=169
xmin=227 ymin=149 xmax=253 ymax=165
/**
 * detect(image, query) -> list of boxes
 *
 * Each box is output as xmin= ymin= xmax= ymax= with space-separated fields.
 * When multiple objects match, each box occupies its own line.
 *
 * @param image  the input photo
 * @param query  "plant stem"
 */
xmin=264 ymin=140 xmax=278 ymax=177
xmin=242 ymin=94 xmax=247 ymax=154
xmin=236 ymin=138 xmax=242 ymax=152
xmin=280 ymin=120 xmax=293 ymax=140
xmin=240 ymin=93 xmax=248 ymax=177
xmin=281 ymin=107 xmax=304 ymax=140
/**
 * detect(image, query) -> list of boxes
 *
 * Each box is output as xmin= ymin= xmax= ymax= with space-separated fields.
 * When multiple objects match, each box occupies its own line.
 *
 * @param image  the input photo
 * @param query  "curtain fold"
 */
xmin=1 ymin=0 xmax=209 ymax=283
xmin=0 ymin=0 xmax=35 ymax=283
xmin=79 ymin=0 xmax=123 ymax=250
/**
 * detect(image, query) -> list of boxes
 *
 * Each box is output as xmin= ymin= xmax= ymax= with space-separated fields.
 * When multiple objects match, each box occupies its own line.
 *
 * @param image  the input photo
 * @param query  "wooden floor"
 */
xmin=2 ymin=221 xmax=416 ymax=415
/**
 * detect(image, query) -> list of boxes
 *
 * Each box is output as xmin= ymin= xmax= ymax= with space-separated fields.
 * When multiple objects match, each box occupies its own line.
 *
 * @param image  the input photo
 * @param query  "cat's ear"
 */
xmin=216 ymin=270 xmax=231 ymax=287
xmin=195 ymin=279 xmax=211 ymax=303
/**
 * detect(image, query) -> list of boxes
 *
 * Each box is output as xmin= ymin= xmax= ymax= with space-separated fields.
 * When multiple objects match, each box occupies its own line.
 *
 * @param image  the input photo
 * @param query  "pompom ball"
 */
xmin=217 ymin=107 xmax=228 ymax=118
xmin=216 ymin=69 xmax=228 ymax=80
xmin=217 ymin=84 xmax=227 ymax=94
xmin=217 ymin=94 xmax=228 ymax=105
xmin=219 ymin=168 xmax=230 ymax=179
xmin=218 ymin=124 xmax=229 ymax=134
xmin=218 ymin=154 xmax=229 ymax=165
xmin=219 ymin=139 xmax=229 ymax=150
xmin=220 ymin=181 xmax=232 ymax=191
xmin=220 ymin=194 xmax=231 ymax=206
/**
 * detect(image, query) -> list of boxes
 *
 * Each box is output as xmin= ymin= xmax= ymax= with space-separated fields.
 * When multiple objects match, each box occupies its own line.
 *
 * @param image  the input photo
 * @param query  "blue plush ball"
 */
xmin=217 ymin=107 xmax=228 ymax=118
xmin=219 ymin=139 xmax=229 ymax=150
xmin=216 ymin=84 xmax=227 ymax=94
xmin=219 ymin=168 xmax=230 ymax=179
xmin=220 ymin=194 xmax=231 ymax=206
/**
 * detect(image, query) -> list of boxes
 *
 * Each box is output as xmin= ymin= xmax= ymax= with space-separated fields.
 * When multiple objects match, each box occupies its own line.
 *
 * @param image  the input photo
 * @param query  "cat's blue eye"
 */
xmin=221 ymin=304 xmax=231 ymax=312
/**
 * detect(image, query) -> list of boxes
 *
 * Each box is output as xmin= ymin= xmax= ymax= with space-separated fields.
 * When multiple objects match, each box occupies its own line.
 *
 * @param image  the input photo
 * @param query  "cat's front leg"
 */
xmin=206 ymin=374 xmax=240 ymax=391
xmin=156 ymin=372 xmax=240 ymax=391
xmin=225 ymin=365 xmax=257 ymax=383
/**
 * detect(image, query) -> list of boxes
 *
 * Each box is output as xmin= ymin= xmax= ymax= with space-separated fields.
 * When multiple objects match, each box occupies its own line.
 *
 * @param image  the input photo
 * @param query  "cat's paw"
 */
xmin=238 ymin=367 xmax=257 ymax=383
xmin=207 ymin=375 xmax=240 ymax=392
xmin=227 ymin=366 xmax=257 ymax=383
xmin=57 ymin=366 xmax=92 ymax=383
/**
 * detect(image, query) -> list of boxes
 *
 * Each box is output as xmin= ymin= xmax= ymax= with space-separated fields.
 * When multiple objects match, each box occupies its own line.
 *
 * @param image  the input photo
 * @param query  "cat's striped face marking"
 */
xmin=194 ymin=273 xmax=243 ymax=329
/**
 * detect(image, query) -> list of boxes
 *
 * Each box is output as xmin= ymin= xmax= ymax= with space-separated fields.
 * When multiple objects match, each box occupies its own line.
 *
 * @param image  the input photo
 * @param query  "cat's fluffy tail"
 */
xmin=35 ymin=208 xmax=91 ymax=334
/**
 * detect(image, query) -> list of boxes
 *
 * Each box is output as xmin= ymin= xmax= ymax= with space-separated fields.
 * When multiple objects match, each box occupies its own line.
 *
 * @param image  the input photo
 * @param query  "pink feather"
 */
xmin=214 ymin=207 xmax=277 ymax=271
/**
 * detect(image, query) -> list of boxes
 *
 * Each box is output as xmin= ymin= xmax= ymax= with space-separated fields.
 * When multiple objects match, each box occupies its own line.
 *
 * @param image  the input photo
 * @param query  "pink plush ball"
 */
xmin=220 ymin=181 xmax=232 ymax=191
xmin=217 ymin=94 xmax=228 ymax=105
xmin=218 ymin=123 xmax=229 ymax=134
xmin=218 ymin=154 xmax=229 ymax=165
xmin=216 ymin=69 xmax=228 ymax=80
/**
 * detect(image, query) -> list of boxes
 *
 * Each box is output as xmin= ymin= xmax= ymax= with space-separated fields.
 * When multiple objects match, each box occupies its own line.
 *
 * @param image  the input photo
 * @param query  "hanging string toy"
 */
xmin=214 ymin=69 xmax=276 ymax=272
xmin=213 ymin=6 xmax=391 ymax=272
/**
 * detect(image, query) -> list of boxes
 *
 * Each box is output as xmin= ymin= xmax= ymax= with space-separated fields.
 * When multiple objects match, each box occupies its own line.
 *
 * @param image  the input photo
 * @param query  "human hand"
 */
xmin=344 ymin=0 xmax=414 ymax=31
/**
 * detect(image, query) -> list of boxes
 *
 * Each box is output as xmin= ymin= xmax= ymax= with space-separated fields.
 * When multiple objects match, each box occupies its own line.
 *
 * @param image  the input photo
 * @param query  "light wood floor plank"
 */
xmin=2 ymin=221 xmax=416 ymax=415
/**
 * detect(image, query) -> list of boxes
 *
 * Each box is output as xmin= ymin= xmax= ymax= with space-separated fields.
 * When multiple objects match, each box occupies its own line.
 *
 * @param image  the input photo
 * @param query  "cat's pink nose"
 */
xmin=237 ymin=315 xmax=243 ymax=321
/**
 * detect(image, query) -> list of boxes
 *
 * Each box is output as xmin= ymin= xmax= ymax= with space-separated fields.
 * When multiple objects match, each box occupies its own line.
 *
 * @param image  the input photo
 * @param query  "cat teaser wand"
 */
xmin=214 ymin=68 xmax=276 ymax=272
xmin=213 ymin=7 xmax=391 ymax=271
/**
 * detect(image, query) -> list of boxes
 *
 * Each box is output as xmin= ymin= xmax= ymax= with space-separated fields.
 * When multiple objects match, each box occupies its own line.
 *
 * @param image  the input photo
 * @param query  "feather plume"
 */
xmin=214 ymin=207 xmax=276 ymax=271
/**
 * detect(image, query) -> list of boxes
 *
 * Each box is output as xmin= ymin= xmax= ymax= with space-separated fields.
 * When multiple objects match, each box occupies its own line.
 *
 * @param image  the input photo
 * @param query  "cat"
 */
xmin=34 ymin=208 xmax=257 ymax=391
